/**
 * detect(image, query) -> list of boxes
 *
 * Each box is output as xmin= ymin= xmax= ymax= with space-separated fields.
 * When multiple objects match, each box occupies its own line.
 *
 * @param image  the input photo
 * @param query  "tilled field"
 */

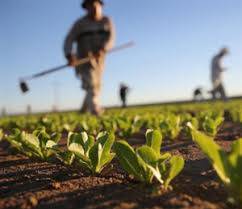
xmin=0 ymin=122 xmax=241 ymax=209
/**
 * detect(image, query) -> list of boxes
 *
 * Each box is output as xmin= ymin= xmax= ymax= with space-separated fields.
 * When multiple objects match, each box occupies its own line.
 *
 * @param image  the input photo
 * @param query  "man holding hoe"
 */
xmin=64 ymin=0 xmax=115 ymax=115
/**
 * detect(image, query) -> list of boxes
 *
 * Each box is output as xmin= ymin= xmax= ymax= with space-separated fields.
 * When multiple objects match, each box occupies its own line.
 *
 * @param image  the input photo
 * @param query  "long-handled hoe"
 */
xmin=19 ymin=42 xmax=134 ymax=93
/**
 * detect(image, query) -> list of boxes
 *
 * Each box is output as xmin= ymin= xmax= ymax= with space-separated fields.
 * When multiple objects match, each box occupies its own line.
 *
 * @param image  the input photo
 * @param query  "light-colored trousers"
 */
xmin=76 ymin=59 xmax=104 ymax=114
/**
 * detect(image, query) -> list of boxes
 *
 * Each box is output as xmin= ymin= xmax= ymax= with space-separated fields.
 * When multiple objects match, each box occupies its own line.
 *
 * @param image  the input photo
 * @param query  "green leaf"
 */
xmin=50 ymin=132 xmax=61 ymax=143
xmin=69 ymin=132 xmax=94 ymax=155
xmin=89 ymin=143 xmax=102 ymax=173
xmin=0 ymin=129 xmax=3 ymax=141
xmin=136 ymin=145 xmax=159 ymax=164
xmin=64 ymin=152 xmax=75 ymax=165
xmin=6 ymin=129 xmax=23 ymax=151
xmin=146 ymin=164 xmax=163 ymax=184
xmin=227 ymin=139 xmax=242 ymax=203
xmin=163 ymin=156 xmax=184 ymax=189
xmin=84 ymin=135 xmax=95 ymax=155
xmin=201 ymin=114 xmax=224 ymax=136
xmin=6 ymin=135 xmax=23 ymax=152
xmin=76 ymin=157 xmax=93 ymax=170
xmin=33 ymin=127 xmax=50 ymax=149
xmin=160 ymin=153 xmax=172 ymax=161
xmin=189 ymin=123 xmax=242 ymax=204
xmin=146 ymin=129 xmax=162 ymax=155
xmin=21 ymin=132 xmax=43 ymax=158
xmin=188 ymin=123 xmax=231 ymax=184
xmin=77 ymin=132 xmax=94 ymax=155
xmin=98 ymin=133 xmax=115 ymax=167
xmin=159 ymin=115 xmax=181 ymax=140
xmin=55 ymin=150 xmax=75 ymax=165
xmin=67 ymin=132 xmax=80 ymax=146
xmin=228 ymin=139 xmax=242 ymax=167
xmin=159 ymin=122 xmax=169 ymax=137
xmin=114 ymin=140 xmax=144 ymax=181
xmin=80 ymin=131 xmax=88 ymax=143
xmin=46 ymin=140 xmax=57 ymax=149
xmin=68 ymin=142 xmax=85 ymax=157
xmin=136 ymin=145 xmax=160 ymax=183
xmin=89 ymin=132 xmax=115 ymax=173
xmin=44 ymin=140 xmax=58 ymax=159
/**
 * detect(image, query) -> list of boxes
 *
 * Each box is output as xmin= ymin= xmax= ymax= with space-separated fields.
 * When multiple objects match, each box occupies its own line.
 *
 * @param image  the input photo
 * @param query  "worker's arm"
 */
xmin=63 ymin=20 xmax=80 ymax=65
xmin=103 ymin=18 xmax=115 ymax=52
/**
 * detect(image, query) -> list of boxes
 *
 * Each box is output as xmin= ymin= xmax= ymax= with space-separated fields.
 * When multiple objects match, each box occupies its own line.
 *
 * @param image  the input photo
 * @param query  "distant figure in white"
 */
xmin=211 ymin=48 xmax=229 ymax=101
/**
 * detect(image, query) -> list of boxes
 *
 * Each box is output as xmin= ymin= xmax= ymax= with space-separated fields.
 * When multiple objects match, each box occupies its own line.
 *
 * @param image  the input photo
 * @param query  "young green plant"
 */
xmin=198 ymin=111 xmax=224 ymax=136
xmin=188 ymin=123 xmax=242 ymax=205
xmin=6 ymin=128 xmax=61 ymax=160
xmin=67 ymin=131 xmax=115 ymax=174
xmin=159 ymin=114 xmax=181 ymax=140
xmin=114 ymin=129 xmax=184 ymax=188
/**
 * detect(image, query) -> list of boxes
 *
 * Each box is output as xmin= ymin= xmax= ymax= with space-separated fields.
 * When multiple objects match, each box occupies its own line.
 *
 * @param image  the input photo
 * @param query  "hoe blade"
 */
xmin=20 ymin=81 xmax=29 ymax=93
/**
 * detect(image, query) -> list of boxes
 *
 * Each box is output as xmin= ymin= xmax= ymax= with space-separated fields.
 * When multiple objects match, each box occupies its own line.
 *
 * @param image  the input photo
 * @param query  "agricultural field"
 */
xmin=0 ymin=100 xmax=242 ymax=209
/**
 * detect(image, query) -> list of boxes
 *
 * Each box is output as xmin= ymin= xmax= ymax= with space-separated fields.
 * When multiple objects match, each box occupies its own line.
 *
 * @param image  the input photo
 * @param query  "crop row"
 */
xmin=1 ymin=108 xmax=239 ymax=140
xmin=0 ymin=102 xmax=241 ymax=206
xmin=0 ymin=124 xmax=241 ymax=206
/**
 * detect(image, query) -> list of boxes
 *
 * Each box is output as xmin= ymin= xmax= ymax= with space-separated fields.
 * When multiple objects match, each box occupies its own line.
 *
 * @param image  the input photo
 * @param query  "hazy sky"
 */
xmin=1 ymin=0 xmax=242 ymax=113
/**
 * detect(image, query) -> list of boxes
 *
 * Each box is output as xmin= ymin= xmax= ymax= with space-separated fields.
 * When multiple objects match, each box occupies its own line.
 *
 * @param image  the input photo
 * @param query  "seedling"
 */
xmin=67 ymin=131 xmax=115 ymax=174
xmin=116 ymin=116 xmax=142 ymax=138
xmin=114 ymin=129 xmax=184 ymax=188
xmin=6 ymin=128 xmax=61 ymax=160
xmin=188 ymin=123 xmax=242 ymax=205
xmin=230 ymin=108 xmax=242 ymax=124
xmin=159 ymin=114 xmax=181 ymax=140
xmin=198 ymin=111 xmax=224 ymax=136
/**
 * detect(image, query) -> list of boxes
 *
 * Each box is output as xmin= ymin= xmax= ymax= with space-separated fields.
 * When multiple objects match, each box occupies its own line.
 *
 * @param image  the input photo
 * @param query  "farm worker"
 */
xmin=64 ymin=0 xmax=115 ymax=115
xmin=119 ymin=83 xmax=130 ymax=108
xmin=193 ymin=87 xmax=203 ymax=102
xmin=210 ymin=48 xmax=229 ymax=101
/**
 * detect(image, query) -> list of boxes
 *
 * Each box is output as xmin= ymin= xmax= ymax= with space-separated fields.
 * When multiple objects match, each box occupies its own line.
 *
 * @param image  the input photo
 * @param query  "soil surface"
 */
xmin=0 ymin=122 xmax=242 ymax=209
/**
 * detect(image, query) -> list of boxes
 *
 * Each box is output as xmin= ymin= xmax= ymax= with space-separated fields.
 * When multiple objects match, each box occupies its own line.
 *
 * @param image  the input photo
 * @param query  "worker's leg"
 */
xmin=120 ymin=94 xmax=125 ymax=107
xmin=83 ymin=87 xmax=102 ymax=115
xmin=80 ymin=94 xmax=89 ymax=113
xmin=122 ymin=99 xmax=125 ymax=108
xmin=211 ymin=89 xmax=216 ymax=100
xmin=85 ymin=89 xmax=94 ymax=113
xmin=92 ymin=89 xmax=102 ymax=115
xmin=78 ymin=67 xmax=92 ymax=114
xmin=78 ymin=59 xmax=104 ymax=115
xmin=123 ymin=97 xmax=127 ymax=108
xmin=87 ymin=66 xmax=104 ymax=115
xmin=92 ymin=73 xmax=103 ymax=115
xmin=218 ymin=83 xmax=227 ymax=101
xmin=212 ymin=80 xmax=220 ymax=100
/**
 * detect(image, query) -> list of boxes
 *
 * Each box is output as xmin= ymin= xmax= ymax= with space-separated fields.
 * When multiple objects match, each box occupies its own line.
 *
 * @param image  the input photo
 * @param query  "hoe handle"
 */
xmin=23 ymin=41 xmax=135 ymax=81
xmin=31 ymin=64 xmax=69 ymax=79
xmin=29 ymin=56 xmax=92 ymax=80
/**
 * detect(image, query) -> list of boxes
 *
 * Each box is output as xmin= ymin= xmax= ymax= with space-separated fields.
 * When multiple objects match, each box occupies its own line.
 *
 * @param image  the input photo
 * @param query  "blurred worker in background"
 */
xmin=1 ymin=108 xmax=6 ymax=117
xmin=27 ymin=105 xmax=32 ymax=115
xmin=210 ymin=47 xmax=229 ymax=101
xmin=119 ymin=83 xmax=130 ymax=108
xmin=193 ymin=87 xmax=204 ymax=102
xmin=64 ymin=0 xmax=115 ymax=115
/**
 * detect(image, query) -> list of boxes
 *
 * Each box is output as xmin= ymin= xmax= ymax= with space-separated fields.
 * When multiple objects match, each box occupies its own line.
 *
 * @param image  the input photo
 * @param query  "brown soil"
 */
xmin=0 ymin=122 xmax=241 ymax=209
